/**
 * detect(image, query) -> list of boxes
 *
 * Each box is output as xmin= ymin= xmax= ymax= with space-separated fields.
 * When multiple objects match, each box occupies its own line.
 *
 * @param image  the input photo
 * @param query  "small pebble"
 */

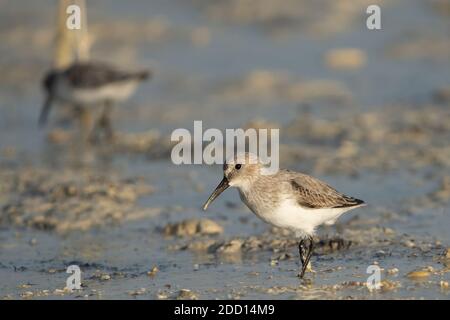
xmin=216 ymin=239 xmax=243 ymax=254
xmin=444 ymin=248 xmax=450 ymax=259
xmin=147 ymin=266 xmax=159 ymax=277
xmin=177 ymin=289 xmax=198 ymax=300
xmin=163 ymin=219 xmax=223 ymax=237
xmin=387 ymin=268 xmax=399 ymax=275
xmin=21 ymin=291 xmax=34 ymax=298
xmin=100 ymin=274 xmax=111 ymax=281
xmin=128 ymin=288 xmax=146 ymax=296
xmin=380 ymin=280 xmax=400 ymax=291
xmin=156 ymin=292 xmax=169 ymax=299
xmin=54 ymin=289 xmax=66 ymax=294
xmin=407 ymin=270 xmax=431 ymax=279
xmin=325 ymin=48 xmax=367 ymax=70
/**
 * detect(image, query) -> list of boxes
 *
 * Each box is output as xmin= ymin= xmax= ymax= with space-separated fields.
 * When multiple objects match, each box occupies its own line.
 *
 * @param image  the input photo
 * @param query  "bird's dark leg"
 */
xmin=89 ymin=101 xmax=114 ymax=144
xmin=98 ymin=101 xmax=114 ymax=142
xmin=298 ymin=239 xmax=306 ymax=266
xmin=76 ymin=105 xmax=94 ymax=144
xmin=298 ymin=235 xmax=314 ymax=279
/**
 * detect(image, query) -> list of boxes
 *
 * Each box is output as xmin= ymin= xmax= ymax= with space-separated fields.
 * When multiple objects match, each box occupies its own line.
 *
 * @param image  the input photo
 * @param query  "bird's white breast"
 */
xmin=55 ymin=80 xmax=140 ymax=105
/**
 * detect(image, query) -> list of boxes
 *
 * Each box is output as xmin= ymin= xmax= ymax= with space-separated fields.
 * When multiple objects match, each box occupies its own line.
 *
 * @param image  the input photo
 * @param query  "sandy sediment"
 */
xmin=0 ymin=167 xmax=159 ymax=234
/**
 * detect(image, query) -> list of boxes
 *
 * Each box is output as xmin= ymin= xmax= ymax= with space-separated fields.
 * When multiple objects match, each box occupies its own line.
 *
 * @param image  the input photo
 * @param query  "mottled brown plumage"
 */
xmin=288 ymin=173 xmax=364 ymax=209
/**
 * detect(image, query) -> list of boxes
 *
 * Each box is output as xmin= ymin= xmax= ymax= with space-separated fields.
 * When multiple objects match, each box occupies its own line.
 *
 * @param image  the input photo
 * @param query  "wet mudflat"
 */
xmin=0 ymin=0 xmax=450 ymax=299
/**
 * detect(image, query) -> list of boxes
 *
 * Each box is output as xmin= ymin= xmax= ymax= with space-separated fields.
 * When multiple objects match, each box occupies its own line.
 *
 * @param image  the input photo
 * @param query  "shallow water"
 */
xmin=0 ymin=0 xmax=450 ymax=299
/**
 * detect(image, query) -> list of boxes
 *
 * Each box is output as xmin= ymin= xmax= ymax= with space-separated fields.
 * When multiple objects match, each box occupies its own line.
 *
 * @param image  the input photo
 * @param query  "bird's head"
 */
xmin=202 ymin=152 xmax=263 ymax=210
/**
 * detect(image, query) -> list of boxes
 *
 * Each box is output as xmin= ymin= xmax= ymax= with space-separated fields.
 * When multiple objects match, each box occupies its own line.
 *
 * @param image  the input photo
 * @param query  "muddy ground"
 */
xmin=0 ymin=0 xmax=449 ymax=299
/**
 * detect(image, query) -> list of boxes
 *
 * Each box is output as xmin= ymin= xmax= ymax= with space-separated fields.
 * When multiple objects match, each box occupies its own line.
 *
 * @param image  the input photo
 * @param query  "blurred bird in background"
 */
xmin=40 ymin=62 xmax=151 ymax=142
xmin=40 ymin=0 xmax=151 ymax=143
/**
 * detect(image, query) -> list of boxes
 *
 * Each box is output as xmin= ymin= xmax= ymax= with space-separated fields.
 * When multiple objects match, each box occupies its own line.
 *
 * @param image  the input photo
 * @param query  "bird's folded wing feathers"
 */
xmin=288 ymin=173 xmax=364 ymax=209
xmin=65 ymin=63 xmax=149 ymax=88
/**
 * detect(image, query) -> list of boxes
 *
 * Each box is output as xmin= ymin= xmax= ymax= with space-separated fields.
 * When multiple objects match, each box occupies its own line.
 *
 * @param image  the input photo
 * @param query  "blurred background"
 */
xmin=0 ymin=0 xmax=449 ymax=299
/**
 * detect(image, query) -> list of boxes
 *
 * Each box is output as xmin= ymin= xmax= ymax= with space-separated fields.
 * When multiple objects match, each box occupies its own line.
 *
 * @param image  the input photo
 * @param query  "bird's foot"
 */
xmin=297 ymin=262 xmax=314 ymax=279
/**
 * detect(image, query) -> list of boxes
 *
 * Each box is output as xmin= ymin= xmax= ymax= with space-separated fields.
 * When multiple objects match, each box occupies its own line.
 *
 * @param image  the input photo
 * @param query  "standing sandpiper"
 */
xmin=203 ymin=153 xmax=365 ymax=278
xmin=39 ymin=61 xmax=151 ymax=142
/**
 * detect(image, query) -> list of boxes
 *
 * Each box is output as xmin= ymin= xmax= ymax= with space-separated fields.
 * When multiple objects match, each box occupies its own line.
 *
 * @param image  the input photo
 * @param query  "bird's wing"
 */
xmin=64 ymin=62 xmax=150 ymax=88
xmin=287 ymin=171 xmax=364 ymax=209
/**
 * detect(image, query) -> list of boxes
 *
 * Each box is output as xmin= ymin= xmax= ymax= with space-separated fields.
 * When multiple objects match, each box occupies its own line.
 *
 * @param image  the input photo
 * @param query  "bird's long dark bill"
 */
xmin=202 ymin=177 xmax=229 ymax=211
xmin=38 ymin=95 xmax=53 ymax=127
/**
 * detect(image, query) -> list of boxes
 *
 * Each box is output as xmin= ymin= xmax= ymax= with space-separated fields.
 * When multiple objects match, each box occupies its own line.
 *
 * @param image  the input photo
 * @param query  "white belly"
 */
xmin=250 ymin=198 xmax=351 ymax=238
xmin=55 ymin=80 xmax=139 ymax=105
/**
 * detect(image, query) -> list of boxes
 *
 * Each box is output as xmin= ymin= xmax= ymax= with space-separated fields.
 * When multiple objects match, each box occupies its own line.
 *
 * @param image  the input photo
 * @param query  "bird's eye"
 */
xmin=235 ymin=164 xmax=242 ymax=170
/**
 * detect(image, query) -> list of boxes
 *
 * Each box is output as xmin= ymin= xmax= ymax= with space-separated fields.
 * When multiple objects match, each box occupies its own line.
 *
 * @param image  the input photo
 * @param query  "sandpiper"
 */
xmin=39 ymin=61 xmax=151 ymax=141
xmin=203 ymin=152 xmax=365 ymax=278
